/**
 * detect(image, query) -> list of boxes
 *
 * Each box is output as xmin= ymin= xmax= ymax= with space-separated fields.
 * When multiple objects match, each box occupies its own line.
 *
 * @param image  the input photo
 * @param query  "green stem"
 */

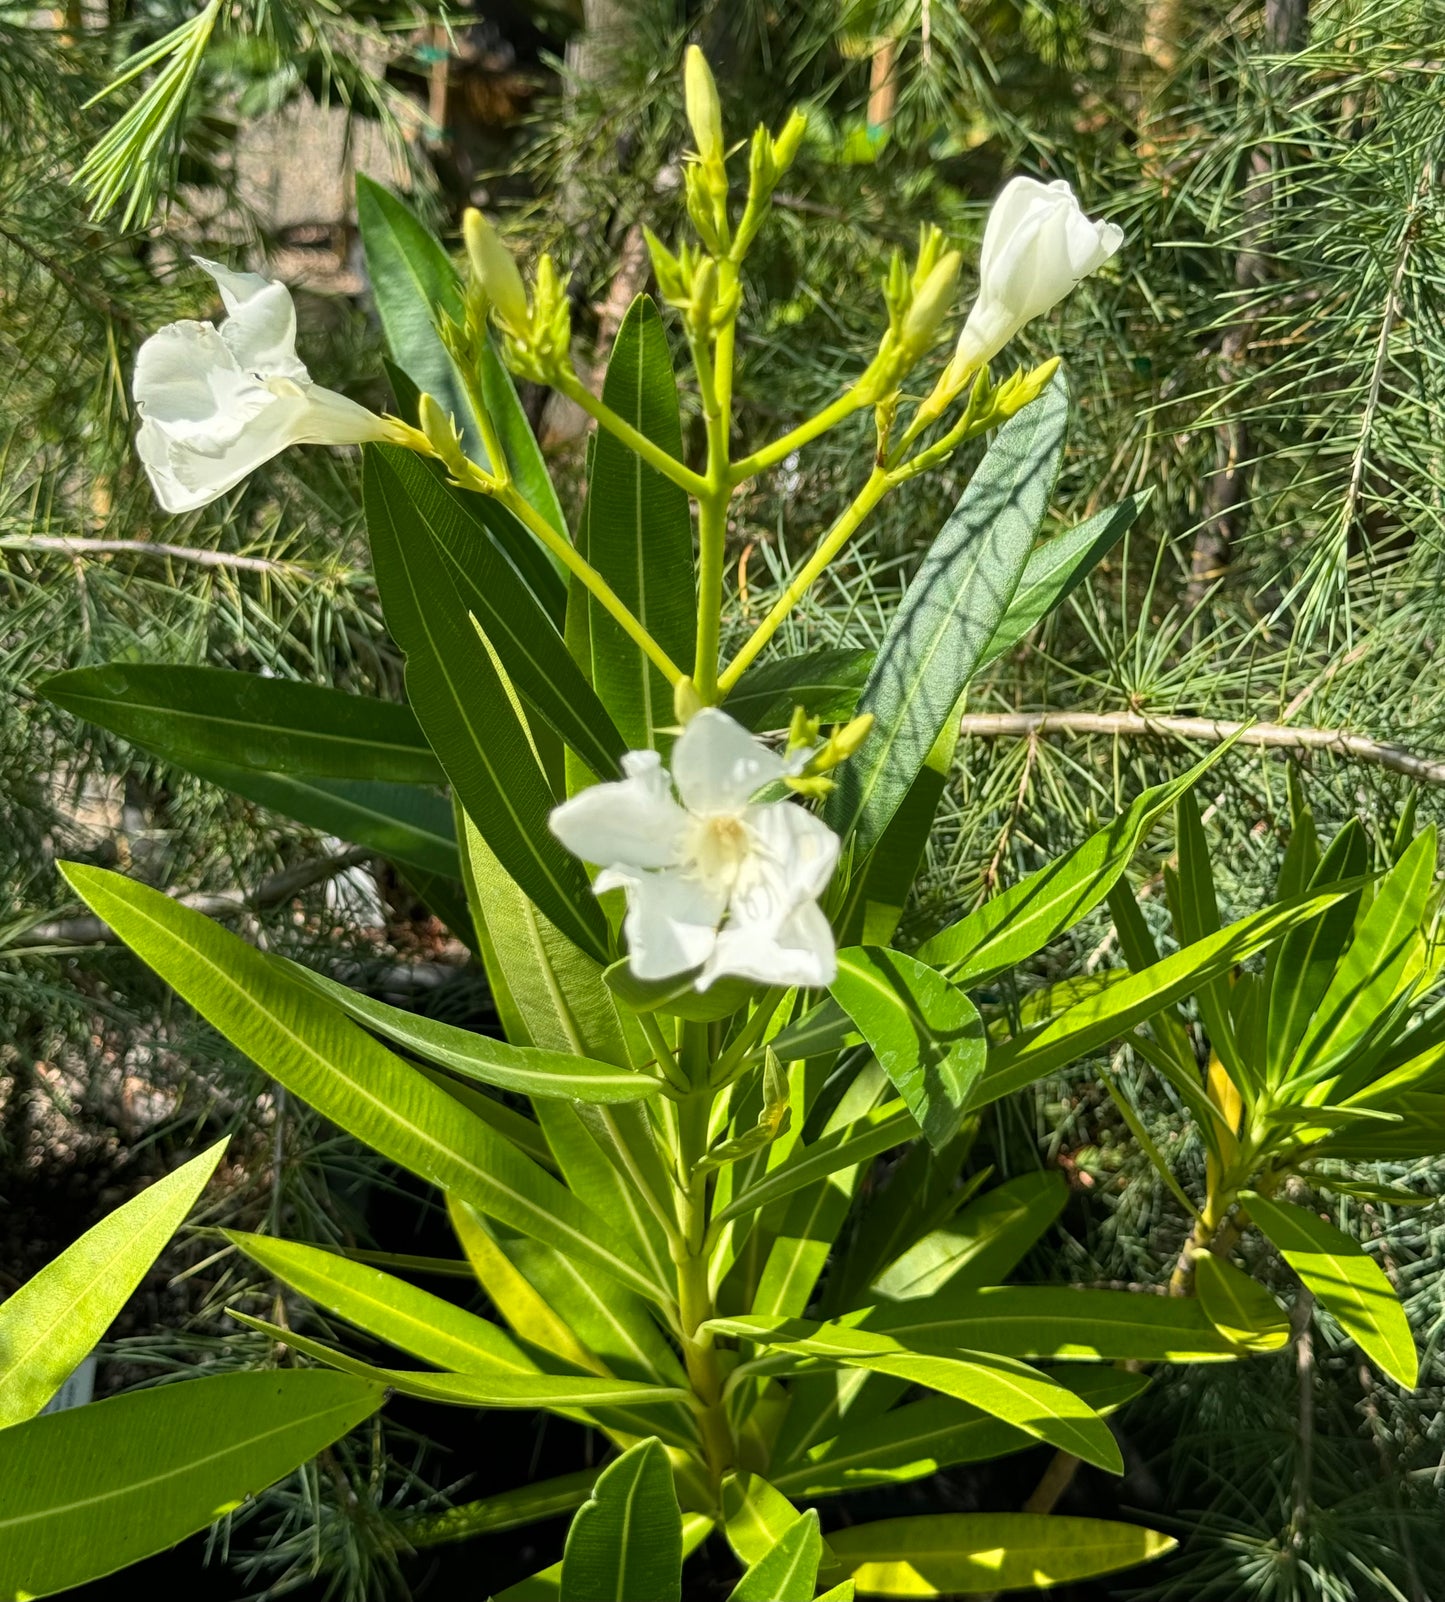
xmin=671 ymin=1048 xmax=732 ymax=1496
xmin=729 ymin=385 xmax=872 ymax=485
xmin=718 ymin=465 xmax=891 ymax=695
xmin=497 ymin=484 xmax=684 ymax=687
xmin=555 ymin=369 xmax=710 ymax=499
xmin=692 ymin=283 xmax=737 ymax=704
xmin=637 ymin=1011 xmax=689 ymax=1096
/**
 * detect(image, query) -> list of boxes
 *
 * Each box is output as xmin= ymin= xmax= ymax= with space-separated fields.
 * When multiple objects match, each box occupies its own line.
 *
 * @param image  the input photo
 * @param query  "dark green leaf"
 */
xmin=727 ymin=648 xmax=874 ymax=733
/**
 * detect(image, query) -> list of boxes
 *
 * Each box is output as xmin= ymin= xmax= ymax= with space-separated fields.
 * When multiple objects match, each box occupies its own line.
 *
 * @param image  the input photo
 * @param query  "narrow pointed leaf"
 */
xmin=1192 ymin=1251 xmax=1290 ymax=1353
xmin=1241 ymin=1190 xmax=1418 ymax=1386
xmin=727 ymin=1509 xmax=823 ymax=1601
xmin=826 ymin=375 xmax=1068 ymax=852
xmin=728 ymin=647 xmax=874 ymax=732
xmin=0 ymin=1140 xmax=226 ymax=1428
xmin=826 ymin=1513 xmax=1174 ymax=1596
xmin=0 ymin=1372 xmax=382 ymax=1600
xmin=60 ymin=865 xmax=661 ymax=1305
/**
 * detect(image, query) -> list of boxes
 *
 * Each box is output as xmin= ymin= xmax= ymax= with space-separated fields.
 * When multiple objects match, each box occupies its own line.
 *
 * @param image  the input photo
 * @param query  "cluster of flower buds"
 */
xmin=783 ymin=707 xmax=876 ymax=799
xmin=645 ymin=232 xmax=740 ymax=341
xmin=462 ymin=209 xmax=572 ymax=384
xmin=856 ymin=225 xmax=965 ymax=406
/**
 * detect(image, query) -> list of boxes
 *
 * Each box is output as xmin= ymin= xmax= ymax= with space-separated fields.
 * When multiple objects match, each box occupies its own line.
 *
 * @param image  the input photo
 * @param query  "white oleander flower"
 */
xmin=134 ymin=258 xmax=401 ymax=513
xmin=950 ymin=177 xmax=1123 ymax=379
xmin=549 ymin=709 xmax=840 ymax=991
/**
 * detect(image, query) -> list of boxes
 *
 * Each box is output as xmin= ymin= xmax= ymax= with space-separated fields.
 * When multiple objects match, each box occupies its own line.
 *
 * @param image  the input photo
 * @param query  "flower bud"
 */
xmin=901 ymin=249 xmax=961 ymax=351
xmin=418 ymin=392 xmax=465 ymax=471
xmin=770 ymin=109 xmax=808 ymax=177
xmin=953 ymin=176 xmax=1121 ymax=375
xmin=684 ymin=45 xmax=725 ymax=167
xmin=462 ymin=208 xmax=529 ymax=331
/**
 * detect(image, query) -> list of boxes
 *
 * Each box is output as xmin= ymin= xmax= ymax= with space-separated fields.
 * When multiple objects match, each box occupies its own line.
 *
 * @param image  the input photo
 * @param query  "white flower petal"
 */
xmin=133 ymin=321 xmax=269 ymax=437
xmin=616 ymin=868 xmax=726 ymax=981
xmin=136 ymin=389 xmax=313 ymax=513
xmin=286 ymin=383 xmax=393 ymax=446
xmin=700 ymin=899 xmax=836 ymax=990
xmin=672 ymin=709 xmax=785 ymax=814
xmin=196 ymin=257 xmax=309 ymax=382
xmin=549 ymin=768 xmax=688 ymax=871
xmin=741 ymin=800 xmax=842 ymax=906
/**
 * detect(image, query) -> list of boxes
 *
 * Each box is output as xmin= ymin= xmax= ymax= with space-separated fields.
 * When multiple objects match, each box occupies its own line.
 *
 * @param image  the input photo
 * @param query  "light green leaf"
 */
xmin=826 ymin=375 xmax=1068 ymax=853
xmin=727 ymin=1509 xmax=824 ymax=1601
xmin=366 ymin=445 xmax=608 ymax=960
xmin=284 ymin=959 xmax=656 ymax=1103
xmin=0 ymin=1140 xmax=226 ymax=1428
xmin=831 ymin=948 xmax=985 ymax=1151
xmin=373 ymin=448 xmax=624 ymax=778
xmin=583 ymin=296 xmax=695 ymax=749
xmin=972 ymin=495 xmax=1141 ymax=674
xmin=714 ymin=1108 xmax=915 ymax=1226
xmin=710 ymin=1314 xmax=1121 ymax=1472
xmin=774 ymin=1370 xmax=1148 ymax=1499
xmin=397 ymin=1470 xmax=597 ymax=1549
xmin=0 ymin=1371 xmax=382 ymax=1600
xmin=976 ymin=888 xmax=1354 ymax=1110
xmin=560 ymin=1439 xmax=682 ymax=1602
xmin=826 ymin=1513 xmax=1174 ymax=1596
xmin=226 ymin=1231 xmax=534 ymax=1374
xmin=769 ymin=999 xmax=860 ymax=1061
xmin=603 ymin=959 xmax=758 ymax=1022
xmin=61 ymin=864 xmax=662 ymax=1306
xmin=721 ymin=1472 xmax=815 ymax=1569
xmin=868 ymin=1284 xmax=1278 ymax=1361
xmin=871 ymin=1171 xmax=1067 ymax=1302
xmin=496 ymin=1515 xmax=714 ymax=1602
xmin=917 ymin=754 xmax=1219 ymax=980
xmin=41 ymin=665 xmax=443 ymax=784
xmin=1241 ymin=1190 xmax=1418 ymax=1386
xmin=727 ymin=648 xmax=874 ymax=733
xmin=1192 ymin=1251 xmax=1290 ymax=1353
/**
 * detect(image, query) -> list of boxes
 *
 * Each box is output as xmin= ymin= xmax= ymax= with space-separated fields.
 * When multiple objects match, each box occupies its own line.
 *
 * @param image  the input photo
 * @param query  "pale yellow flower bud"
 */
xmin=902 ymin=250 xmax=962 ymax=351
xmin=684 ymin=45 xmax=725 ymax=166
xmin=462 ymin=208 xmax=529 ymax=331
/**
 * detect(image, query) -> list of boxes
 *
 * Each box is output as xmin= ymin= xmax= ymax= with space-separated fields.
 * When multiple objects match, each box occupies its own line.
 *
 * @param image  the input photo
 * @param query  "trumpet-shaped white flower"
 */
xmin=951 ymin=177 xmax=1122 ymax=377
xmin=550 ymin=709 xmax=840 ymax=991
xmin=134 ymin=258 xmax=399 ymax=514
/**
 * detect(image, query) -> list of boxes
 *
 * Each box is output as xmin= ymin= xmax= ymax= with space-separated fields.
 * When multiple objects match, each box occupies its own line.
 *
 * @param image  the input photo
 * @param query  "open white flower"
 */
xmin=134 ymin=258 xmax=399 ymax=514
xmin=549 ymin=709 xmax=840 ymax=991
xmin=950 ymin=177 xmax=1122 ymax=378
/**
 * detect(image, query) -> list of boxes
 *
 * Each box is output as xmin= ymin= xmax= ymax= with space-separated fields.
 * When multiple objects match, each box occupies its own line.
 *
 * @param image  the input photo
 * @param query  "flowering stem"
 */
xmin=637 ymin=1010 xmax=689 ymax=1096
xmin=717 ymin=465 xmax=891 ymax=695
xmin=692 ymin=275 xmax=739 ymax=704
xmin=495 ymin=483 xmax=685 ymax=687
xmin=671 ymin=1032 xmax=732 ymax=1497
xmin=729 ymin=386 xmax=873 ymax=485
xmin=554 ymin=368 xmax=710 ymax=499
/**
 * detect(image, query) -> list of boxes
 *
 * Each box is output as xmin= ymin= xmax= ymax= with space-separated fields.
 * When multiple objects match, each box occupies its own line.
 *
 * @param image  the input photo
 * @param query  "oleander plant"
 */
xmin=12 ymin=47 xmax=1440 ymax=1602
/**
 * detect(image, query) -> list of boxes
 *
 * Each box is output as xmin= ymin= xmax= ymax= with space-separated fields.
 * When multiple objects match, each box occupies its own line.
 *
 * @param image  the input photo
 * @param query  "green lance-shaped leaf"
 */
xmin=826 ymin=1513 xmax=1174 ymax=1596
xmin=974 ymin=887 xmax=1355 ymax=1110
xmin=357 ymin=178 xmax=568 ymax=554
xmin=1292 ymin=826 xmax=1437 ymax=1098
xmin=396 ymin=1470 xmax=599 ymax=1550
xmin=0 ymin=1140 xmax=226 ymax=1429
xmin=830 ymin=948 xmax=986 ymax=1151
xmin=1192 ymin=1251 xmax=1291 ymax=1353
xmin=721 ymin=1472 xmax=829 ymax=1571
xmin=41 ymin=665 xmax=444 ymax=785
xmin=709 ymin=1314 xmax=1122 ymax=1472
xmin=365 ymin=444 xmax=609 ymax=961
xmin=971 ymin=495 xmax=1141 ymax=674
xmin=60 ymin=865 xmax=661 ymax=1306
xmin=284 ymin=958 xmax=656 ymax=1104
xmin=727 ymin=1509 xmax=824 ymax=1602
xmin=1241 ymin=1190 xmax=1418 ymax=1386
xmin=727 ymin=647 xmax=875 ymax=733
xmin=183 ymin=760 xmax=462 ymax=880
xmin=496 ymin=1515 xmax=716 ymax=1602
xmin=774 ymin=1370 xmax=1149 ymax=1499
xmin=373 ymin=447 xmax=625 ymax=778
xmin=0 ymin=1371 xmax=382 ymax=1601
xmin=559 ymin=1438 xmax=682 ymax=1602
xmin=226 ymin=1231 xmax=536 ymax=1375
xmin=582 ymin=296 xmax=696 ymax=749
xmin=917 ymin=751 xmax=1222 ymax=980
xmin=603 ymin=959 xmax=759 ymax=1023
xmin=871 ymin=1169 xmax=1068 ymax=1302
xmin=826 ymin=374 xmax=1068 ymax=854
xmin=866 ymin=1283 xmax=1280 ymax=1361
